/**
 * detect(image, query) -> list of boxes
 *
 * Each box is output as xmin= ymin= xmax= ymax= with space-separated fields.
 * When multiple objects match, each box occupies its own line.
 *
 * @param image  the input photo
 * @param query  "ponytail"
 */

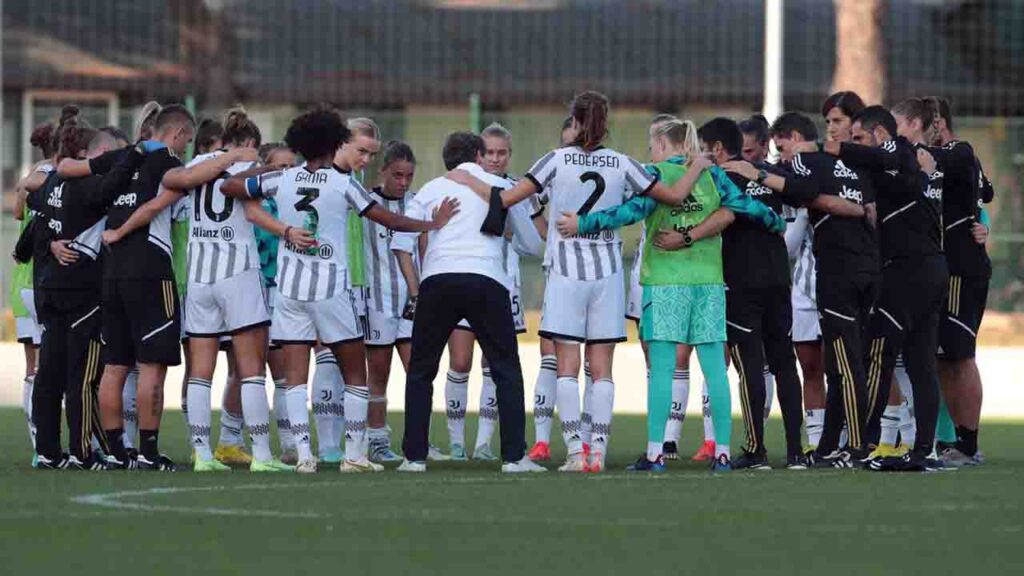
xmin=570 ymin=91 xmax=609 ymax=152
xmin=222 ymin=106 xmax=261 ymax=147
xmin=651 ymin=118 xmax=700 ymax=162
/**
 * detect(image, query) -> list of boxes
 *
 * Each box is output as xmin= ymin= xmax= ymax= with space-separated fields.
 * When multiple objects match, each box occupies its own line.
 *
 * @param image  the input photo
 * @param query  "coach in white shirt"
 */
xmin=396 ymin=133 xmax=542 ymax=473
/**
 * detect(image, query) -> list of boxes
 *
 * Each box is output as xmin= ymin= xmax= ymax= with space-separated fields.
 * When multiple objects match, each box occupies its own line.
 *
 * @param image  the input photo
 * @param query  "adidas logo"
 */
xmin=833 ymin=160 xmax=859 ymax=180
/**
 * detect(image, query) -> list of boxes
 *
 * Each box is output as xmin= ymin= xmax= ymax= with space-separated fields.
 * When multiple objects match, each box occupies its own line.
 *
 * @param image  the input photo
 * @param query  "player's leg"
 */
xmin=796 ymin=341 xmax=825 ymax=450
xmin=98 ymin=279 xmax=136 ymax=468
xmin=122 ymin=366 xmax=139 ymax=451
xmin=761 ymin=286 xmax=806 ymax=467
xmin=444 ymin=327 xmax=475 ymax=459
xmin=310 ymin=344 xmax=344 ymax=462
xmin=539 ymin=274 xmax=588 ymax=470
xmin=878 ymin=370 xmax=904 ymax=456
xmin=366 ymin=331 xmax=400 ymax=462
xmin=401 ymin=274 xmax=465 ymax=465
xmin=272 ymin=294 xmax=319 ymax=473
xmin=938 ymin=275 xmax=987 ymax=462
xmin=892 ymin=356 xmax=917 ymax=451
xmin=32 ymin=297 xmax=68 ymax=467
xmin=629 ymin=338 xmax=673 ymax=471
xmin=696 ymin=341 xmax=732 ymax=469
xmin=18 ymin=289 xmax=40 ymax=459
xmin=231 ymin=323 xmax=280 ymax=470
xmin=727 ymin=287 xmax=769 ymax=468
xmin=215 ymin=345 xmax=249 ymax=464
xmin=662 ymin=343 xmax=691 ymax=460
xmin=474 ymin=356 xmax=500 ymax=460
xmin=581 ymin=270 xmax=627 ymax=472
xmin=268 ymin=346 xmax=295 ymax=463
xmin=185 ymin=335 xmax=220 ymax=468
xmin=528 ymin=336 xmax=557 ymax=461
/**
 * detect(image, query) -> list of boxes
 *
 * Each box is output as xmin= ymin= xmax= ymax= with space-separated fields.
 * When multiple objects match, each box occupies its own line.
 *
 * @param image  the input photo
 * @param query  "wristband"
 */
xmin=283 ymin=226 xmax=292 ymax=241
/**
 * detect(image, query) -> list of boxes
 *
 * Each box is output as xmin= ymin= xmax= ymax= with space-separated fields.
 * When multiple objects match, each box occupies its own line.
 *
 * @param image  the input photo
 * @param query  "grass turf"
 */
xmin=1 ymin=407 xmax=1022 ymax=575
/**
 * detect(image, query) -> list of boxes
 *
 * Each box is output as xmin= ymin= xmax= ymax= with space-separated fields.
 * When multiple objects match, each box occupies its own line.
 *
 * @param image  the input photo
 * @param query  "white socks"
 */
xmin=123 ymin=368 xmax=139 ymax=449
xmin=894 ymin=358 xmax=917 ymax=447
xmin=241 ymin=376 xmax=273 ymax=462
xmin=880 ymin=404 xmax=901 ymax=446
xmin=186 ymin=377 xmax=213 ymax=460
xmin=22 ymin=375 xmax=36 ymax=450
xmin=285 ymin=386 xmax=312 ymax=461
xmin=533 ymin=355 xmax=557 ymax=444
xmin=344 ymin=386 xmax=369 ymax=460
xmin=312 ymin=349 xmax=344 ymax=456
xmin=556 ymin=376 xmax=583 ymax=454
xmin=580 ymin=365 xmax=594 ymax=446
xmin=702 ymin=379 xmax=715 ymax=443
xmin=273 ymin=378 xmax=295 ymax=452
xmin=445 ymin=370 xmax=469 ymax=447
xmin=806 ymin=408 xmax=825 ymax=449
xmin=476 ymin=368 xmax=498 ymax=450
xmin=664 ymin=369 xmax=690 ymax=443
xmin=218 ymin=380 xmax=245 ymax=447
xmin=589 ymin=378 xmax=614 ymax=455
xmin=763 ymin=366 xmax=775 ymax=421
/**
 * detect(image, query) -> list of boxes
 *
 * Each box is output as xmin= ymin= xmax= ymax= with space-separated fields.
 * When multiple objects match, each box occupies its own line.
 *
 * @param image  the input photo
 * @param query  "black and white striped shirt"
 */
xmin=363 ymin=187 xmax=412 ymax=317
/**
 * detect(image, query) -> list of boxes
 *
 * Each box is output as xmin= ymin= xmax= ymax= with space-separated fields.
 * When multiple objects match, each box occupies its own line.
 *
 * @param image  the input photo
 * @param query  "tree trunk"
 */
xmin=831 ymin=0 xmax=886 ymax=104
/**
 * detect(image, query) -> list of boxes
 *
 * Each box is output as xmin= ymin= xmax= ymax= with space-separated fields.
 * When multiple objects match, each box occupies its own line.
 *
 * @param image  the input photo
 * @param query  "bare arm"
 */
xmin=57 ymin=158 xmax=93 ymax=179
xmin=394 ymin=249 xmax=420 ymax=298
xmin=242 ymin=200 xmax=315 ymax=249
xmin=363 ymin=198 xmax=459 ymax=233
xmin=646 ymin=156 xmax=713 ymax=205
xmin=102 ymin=187 xmax=184 ymax=245
xmin=162 ymin=148 xmax=258 ymax=190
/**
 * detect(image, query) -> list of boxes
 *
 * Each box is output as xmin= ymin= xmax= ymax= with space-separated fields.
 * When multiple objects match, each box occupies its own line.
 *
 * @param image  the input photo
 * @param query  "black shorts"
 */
xmin=938 ymin=275 xmax=988 ymax=361
xmin=102 ymin=278 xmax=182 ymax=367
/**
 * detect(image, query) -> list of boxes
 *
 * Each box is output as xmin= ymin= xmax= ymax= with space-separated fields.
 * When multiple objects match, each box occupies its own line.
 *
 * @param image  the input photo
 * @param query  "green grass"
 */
xmin=1 ymin=407 xmax=1022 ymax=575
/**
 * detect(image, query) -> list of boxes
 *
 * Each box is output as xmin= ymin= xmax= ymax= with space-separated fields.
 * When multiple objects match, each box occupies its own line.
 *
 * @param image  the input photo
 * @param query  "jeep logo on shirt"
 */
xmin=924 ymin=185 xmax=942 ymax=200
xmin=220 ymin=226 xmax=235 ymax=241
xmin=318 ymin=243 xmax=334 ymax=260
xmin=48 ymin=219 xmax=63 ymax=234
xmin=839 ymin=185 xmax=863 ymax=203
xmin=112 ymin=193 xmax=137 ymax=207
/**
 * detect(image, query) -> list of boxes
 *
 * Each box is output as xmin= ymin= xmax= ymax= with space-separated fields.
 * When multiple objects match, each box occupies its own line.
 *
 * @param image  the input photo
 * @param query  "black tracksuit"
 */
xmin=781 ymin=152 xmax=880 ymax=454
xmin=836 ymin=138 xmax=948 ymax=456
xmin=722 ymin=162 xmax=804 ymax=458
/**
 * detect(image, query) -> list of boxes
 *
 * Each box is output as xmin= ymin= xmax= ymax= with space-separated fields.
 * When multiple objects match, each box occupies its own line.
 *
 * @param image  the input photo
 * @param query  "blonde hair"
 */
xmin=135 ymin=101 xmax=162 ymax=140
xmin=347 ymin=117 xmax=380 ymax=141
xmin=651 ymin=118 xmax=700 ymax=163
xmin=481 ymin=121 xmax=512 ymax=143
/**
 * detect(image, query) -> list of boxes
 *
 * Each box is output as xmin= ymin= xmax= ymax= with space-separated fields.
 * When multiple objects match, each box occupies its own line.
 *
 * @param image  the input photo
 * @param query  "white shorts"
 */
xmin=456 ymin=286 xmax=527 ymax=334
xmin=540 ymin=270 xmax=626 ymax=343
xmin=353 ymin=286 xmax=367 ymax=318
xmin=185 ymin=268 xmax=270 ymax=337
xmin=264 ymin=284 xmax=278 ymax=315
xmin=791 ymin=284 xmax=820 ymax=343
xmin=365 ymin=307 xmax=413 ymax=346
xmin=271 ymin=288 xmax=363 ymax=346
xmin=626 ymin=260 xmax=642 ymax=322
xmin=15 ymin=288 xmax=41 ymax=346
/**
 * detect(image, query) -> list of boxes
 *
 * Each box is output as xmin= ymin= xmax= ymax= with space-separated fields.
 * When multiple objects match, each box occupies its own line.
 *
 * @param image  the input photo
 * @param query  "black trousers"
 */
xmin=402 ymin=273 xmax=526 ymax=463
xmin=816 ymin=270 xmax=879 ymax=454
xmin=726 ymin=284 xmax=805 ymax=457
xmin=864 ymin=255 xmax=948 ymax=454
xmin=33 ymin=290 xmax=107 ymax=461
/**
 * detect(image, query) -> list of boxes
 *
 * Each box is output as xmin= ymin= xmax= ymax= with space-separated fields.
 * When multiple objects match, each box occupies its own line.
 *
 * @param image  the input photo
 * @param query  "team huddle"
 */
xmin=10 ymin=88 xmax=992 ymax=474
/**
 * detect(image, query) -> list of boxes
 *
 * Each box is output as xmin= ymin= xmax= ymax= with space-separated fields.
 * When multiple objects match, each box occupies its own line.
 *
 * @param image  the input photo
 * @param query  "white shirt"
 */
xmin=363 ymin=187 xmax=413 ymax=317
xmin=247 ymin=163 xmax=375 ymax=301
xmin=185 ymin=151 xmax=259 ymax=284
xmin=396 ymin=162 xmax=513 ymax=288
xmin=526 ymin=146 xmax=654 ymax=281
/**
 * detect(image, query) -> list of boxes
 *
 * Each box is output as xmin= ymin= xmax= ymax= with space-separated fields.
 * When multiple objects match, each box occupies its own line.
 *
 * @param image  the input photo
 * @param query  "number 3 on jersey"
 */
xmin=578 ymin=171 xmax=606 ymax=215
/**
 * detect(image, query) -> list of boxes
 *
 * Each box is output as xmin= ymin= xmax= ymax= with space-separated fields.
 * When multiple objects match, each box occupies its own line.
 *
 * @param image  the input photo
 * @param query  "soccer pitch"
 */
xmin=1 ymin=408 xmax=1021 ymax=576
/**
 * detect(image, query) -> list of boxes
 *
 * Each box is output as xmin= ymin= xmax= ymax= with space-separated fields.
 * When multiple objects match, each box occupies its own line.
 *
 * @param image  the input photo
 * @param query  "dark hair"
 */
xmin=30 ymin=123 xmax=56 ymax=158
xmin=284 ymin=106 xmax=349 ymax=161
xmin=442 ymin=132 xmax=484 ymax=170
xmin=99 ymin=125 xmax=129 ymax=144
xmin=57 ymin=124 xmax=98 ymax=162
xmin=222 ymin=107 xmax=261 ymax=148
xmin=770 ymin=112 xmax=818 ymax=141
xmin=821 ymin=91 xmax=866 ymax=119
xmin=195 ymin=118 xmax=223 ymax=152
xmin=738 ymin=114 xmax=770 ymax=145
xmin=891 ymin=97 xmax=937 ymax=134
xmin=570 ymin=91 xmax=609 ymax=152
xmin=258 ymin=141 xmax=289 ymax=164
xmin=155 ymin=104 xmax=196 ymax=131
xmin=382 ymin=140 xmax=416 ymax=168
xmin=51 ymin=106 xmax=90 ymax=158
xmin=698 ymin=117 xmax=743 ymax=157
xmin=560 ymin=116 xmax=574 ymax=132
xmin=926 ymin=96 xmax=953 ymax=132
xmin=853 ymin=105 xmax=898 ymax=140
xmin=88 ymin=129 xmax=118 ymax=154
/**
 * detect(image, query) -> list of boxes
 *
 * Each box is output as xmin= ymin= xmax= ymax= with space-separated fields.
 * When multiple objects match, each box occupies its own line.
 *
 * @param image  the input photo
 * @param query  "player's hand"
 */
xmin=431 ymin=197 xmax=461 ymax=229
xmin=231 ymin=147 xmax=260 ymax=163
xmin=794 ymin=141 xmax=819 ymax=154
xmin=722 ymin=160 xmax=757 ymax=180
xmin=50 ymin=240 xmax=79 ymax=265
xmin=555 ymin=211 xmax=579 ymax=237
xmin=101 ymin=228 xmax=123 ymax=245
xmin=971 ymin=222 xmax=989 ymax=245
xmin=917 ymin=148 xmax=937 ymax=175
xmin=653 ymin=229 xmax=687 ymax=251
xmin=690 ymin=155 xmax=714 ymax=172
xmin=285 ymin=226 xmax=316 ymax=249
xmin=402 ymin=295 xmax=418 ymax=321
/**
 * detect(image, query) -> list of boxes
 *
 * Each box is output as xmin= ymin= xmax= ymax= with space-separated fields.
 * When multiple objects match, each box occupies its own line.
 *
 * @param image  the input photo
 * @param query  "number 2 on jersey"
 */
xmin=577 ymin=171 xmax=606 ymax=215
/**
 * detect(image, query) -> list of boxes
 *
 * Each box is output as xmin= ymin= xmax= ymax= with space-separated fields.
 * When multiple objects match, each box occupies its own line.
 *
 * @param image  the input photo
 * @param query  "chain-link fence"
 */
xmin=3 ymin=0 xmax=1023 ymax=335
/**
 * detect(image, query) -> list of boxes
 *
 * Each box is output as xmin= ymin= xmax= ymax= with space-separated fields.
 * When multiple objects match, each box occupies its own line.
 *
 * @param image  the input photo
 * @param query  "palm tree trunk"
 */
xmin=831 ymin=0 xmax=886 ymax=104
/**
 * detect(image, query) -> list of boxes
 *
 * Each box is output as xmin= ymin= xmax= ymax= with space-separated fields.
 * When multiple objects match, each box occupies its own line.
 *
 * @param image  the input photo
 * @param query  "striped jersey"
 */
xmin=246 ymin=164 xmax=376 ymax=302
xmin=785 ymin=207 xmax=817 ymax=309
xmin=185 ymin=151 xmax=259 ymax=284
xmin=525 ymin=146 xmax=655 ymax=281
xmin=363 ymin=186 xmax=412 ymax=317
